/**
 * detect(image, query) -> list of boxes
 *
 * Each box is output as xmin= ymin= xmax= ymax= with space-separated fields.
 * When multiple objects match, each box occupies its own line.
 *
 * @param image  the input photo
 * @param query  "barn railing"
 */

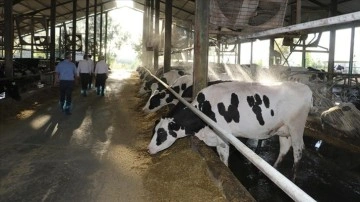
xmin=142 ymin=67 xmax=316 ymax=202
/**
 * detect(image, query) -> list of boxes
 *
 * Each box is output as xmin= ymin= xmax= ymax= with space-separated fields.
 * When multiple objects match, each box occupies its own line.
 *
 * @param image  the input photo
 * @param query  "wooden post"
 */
xmin=164 ymin=0 xmax=172 ymax=73
xmin=269 ymin=38 xmax=274 ymax=66
xmin=193 ymin=0 xmax=209 ymax=99
xmin=93 ymin=0 xmax=97 ymax=60
xmin=72 ymin=0 xmax=77 ymax=62
xmin=85 ymin=0 xmax=89 ymax=55
xmin=105 ymin=12 xmax=108 ymax=60
xmin=142 ymin=0 xmax=150 ymax=68
xmin=154 ymin=0 xmax=160 ymax=71
xmin=4 ymin=0 xmax=13 ymax=78
xmin=50 ymin=0 xmax=56 ymax=71
xmin=100 ymin=5 xmax=103 ymax=56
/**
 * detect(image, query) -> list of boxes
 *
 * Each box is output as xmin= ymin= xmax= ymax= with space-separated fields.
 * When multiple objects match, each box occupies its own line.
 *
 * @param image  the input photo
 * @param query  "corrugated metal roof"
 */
xmin=0 ymin=0 xmax=360 ymax=39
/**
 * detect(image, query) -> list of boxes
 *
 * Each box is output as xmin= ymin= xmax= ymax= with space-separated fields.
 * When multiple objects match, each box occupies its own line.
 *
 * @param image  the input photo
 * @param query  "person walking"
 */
xmin=77 ymin=54 xmax=91 ymax=97
xmin=94 ymin=55 xmax=109 ymax=96
xmin=87 ymin=54 xmax=95 ymax=89
xmin=55 ymin=52 xmax=77 ymax=115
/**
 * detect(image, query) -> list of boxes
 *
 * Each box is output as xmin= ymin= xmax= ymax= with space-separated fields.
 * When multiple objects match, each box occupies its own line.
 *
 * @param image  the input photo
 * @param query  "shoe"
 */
xmin=64 ymin=108 xmax=72 ymax=115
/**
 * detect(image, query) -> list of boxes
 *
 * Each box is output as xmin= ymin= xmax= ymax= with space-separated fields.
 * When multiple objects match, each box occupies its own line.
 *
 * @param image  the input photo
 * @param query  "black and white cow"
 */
xmin=321 ymin=100 xmax=360 ymax=137
xmin=148 ymin=81 xmax=313 ymax=177
xmin=0 ymin=80 xmax=21 ymax=101
xmin=138 ymin=69 xmax=188 ymax=95
xmin=142 ymin=75 xmax=193 ymax=113
xmin=143 ymin=75 xmax=229 ymax=113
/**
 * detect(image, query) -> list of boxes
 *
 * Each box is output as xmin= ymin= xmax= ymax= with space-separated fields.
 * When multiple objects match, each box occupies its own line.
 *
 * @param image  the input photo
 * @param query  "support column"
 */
xmin=100 ymin=5 xmax=103 ymax=56
xmin=105 ymin=12 xmax=108 ymax=60
xmin=269 ymin=38 xmax=274 ymax=66
xmin=348 ymin=27 xmax=355 ymax=85
xmin=327 ymin=0 xmax=338 ymax=76
xmin=164 ymin=0 xmax=172 ymax=72
xmin=50 ymin=0 xmax=56 ymax=71
xmin=237 ymin=42 xmax=241 ymax=64
xmin=142 ymin=0 xmax=150 ymax=68
xmin=154 ymin=0 xmax=160 ymax=71
xmin=85 ymin=0 xmax=89 ymax=55
xmin=31 ymin=17 xmax=35 ymax=58
xmin=4 ymin=0 xmax=13 ymax=78
xmin=93 ymin=0 xmax=97 ymax=60
xmin=72 ymin=0 xmax=77 ymax=62
xmin=296 ymin=0 xmax=301 ymax=24
xmin=193 ymin=0 xmax=210 ymax=98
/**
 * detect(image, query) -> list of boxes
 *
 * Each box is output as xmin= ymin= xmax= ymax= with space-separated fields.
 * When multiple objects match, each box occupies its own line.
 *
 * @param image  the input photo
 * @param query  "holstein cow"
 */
xmin=0 ymin=80 xmax=21 ymax=101
xmin=143 ymin=75 xmax=229 ymax=113
xmin=148 ymin=81 xmax=313 ymax=179
xmin=321 ymin=100 xmax=360 ymax=138
xmin=138 ymin=69 xmax=188 ymax=95
xmin=142 ymin=75 xmax=193 ymax=113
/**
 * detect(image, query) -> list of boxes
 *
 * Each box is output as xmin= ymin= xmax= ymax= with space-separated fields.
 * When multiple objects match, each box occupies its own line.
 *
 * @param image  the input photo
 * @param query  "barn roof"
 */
xmin=1 ymin=0 xmax=360 ymax=39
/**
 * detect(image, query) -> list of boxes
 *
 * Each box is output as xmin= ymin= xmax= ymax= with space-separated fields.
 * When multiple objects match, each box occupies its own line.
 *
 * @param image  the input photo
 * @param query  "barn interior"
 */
xmin=0 ymin=0 xmax=360 ymax=201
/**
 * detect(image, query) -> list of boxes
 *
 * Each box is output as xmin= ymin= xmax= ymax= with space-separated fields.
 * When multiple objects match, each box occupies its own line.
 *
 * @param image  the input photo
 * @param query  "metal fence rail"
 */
xmin=142 ymin=67 xmax=316 ymax=202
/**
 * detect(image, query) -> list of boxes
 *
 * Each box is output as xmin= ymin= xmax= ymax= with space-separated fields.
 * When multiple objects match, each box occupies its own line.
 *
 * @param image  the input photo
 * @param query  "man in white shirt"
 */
xmin=87 ymin=54 xmax=95 ymax=89
xmin=94 ymin=55 xmax=109 ymax=96
xmin=77 ymin=54 xmax=91 ymax=96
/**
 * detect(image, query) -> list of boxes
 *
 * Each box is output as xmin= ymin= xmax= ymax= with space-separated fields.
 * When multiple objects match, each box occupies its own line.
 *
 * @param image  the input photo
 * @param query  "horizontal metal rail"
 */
xmin=142 ymin=67 xmax=316 ymax=202
xmin=239 ymin=11 xmax=360 ymax=39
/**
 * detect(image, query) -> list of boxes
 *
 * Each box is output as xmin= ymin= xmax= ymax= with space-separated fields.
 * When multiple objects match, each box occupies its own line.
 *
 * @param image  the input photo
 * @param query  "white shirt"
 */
xmin=87 ymin=58 xmax=95 ymax=73
xmin=77 ymin=59 xmax=91 ymax=75
xmin=95 ymin=60 xmax=109 ymax=75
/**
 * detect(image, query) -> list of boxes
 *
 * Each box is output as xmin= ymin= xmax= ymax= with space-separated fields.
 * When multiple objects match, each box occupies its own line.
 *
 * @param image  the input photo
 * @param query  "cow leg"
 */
xmin=216 ymin=142 xmax=230 ymax=166
xmin=290 ymin=134 xmax=305 ymax=182
xmin=273 ymin=136 xmax=291 ymax=168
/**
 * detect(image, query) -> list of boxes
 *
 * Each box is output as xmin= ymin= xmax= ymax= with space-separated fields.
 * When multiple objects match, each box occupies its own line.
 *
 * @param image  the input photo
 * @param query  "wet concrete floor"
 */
xmin=229 ymin=135 xmax=360 ymax=202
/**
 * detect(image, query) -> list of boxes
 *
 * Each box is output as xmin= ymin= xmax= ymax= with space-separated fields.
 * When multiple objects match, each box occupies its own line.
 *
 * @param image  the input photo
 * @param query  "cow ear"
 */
xmin=168 ymin=121 xmax=180 ymax=131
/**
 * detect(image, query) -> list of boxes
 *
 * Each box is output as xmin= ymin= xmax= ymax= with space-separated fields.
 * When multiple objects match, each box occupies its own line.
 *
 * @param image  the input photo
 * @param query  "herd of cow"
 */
xmin=137 ymin=65 xmax=360 ymax=181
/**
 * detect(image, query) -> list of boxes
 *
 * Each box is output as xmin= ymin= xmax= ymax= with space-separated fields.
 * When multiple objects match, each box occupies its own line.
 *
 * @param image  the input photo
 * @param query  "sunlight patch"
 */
xmin=30 ymin=115 xmax=51 ymax=130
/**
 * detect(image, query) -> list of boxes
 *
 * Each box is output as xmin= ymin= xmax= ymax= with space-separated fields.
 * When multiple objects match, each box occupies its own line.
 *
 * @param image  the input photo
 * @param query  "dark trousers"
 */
xmin=88 ymin=74 xmax=93 ymax=89
xmin=95 ymin=74 xmax=107 ymax=95
xmin=59 ymin=80 xmax=74 ymax=110
xmin=79 ymin=73 xmax=90 ymax=93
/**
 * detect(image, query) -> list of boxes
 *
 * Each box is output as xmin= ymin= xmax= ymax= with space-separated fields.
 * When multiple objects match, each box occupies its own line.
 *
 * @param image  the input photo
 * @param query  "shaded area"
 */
xmin=229 ymin=133 xmax=360 ymax=202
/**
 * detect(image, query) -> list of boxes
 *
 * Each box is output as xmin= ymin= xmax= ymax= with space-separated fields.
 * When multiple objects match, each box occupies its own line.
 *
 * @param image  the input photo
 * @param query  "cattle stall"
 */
xmin=138 ymin=63 xmax=359 ymax=201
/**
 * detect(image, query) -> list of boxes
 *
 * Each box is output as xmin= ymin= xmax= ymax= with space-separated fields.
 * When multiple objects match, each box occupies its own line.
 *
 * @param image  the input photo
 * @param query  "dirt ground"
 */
xmin=0 ymin=69 xmax=254 ymax=202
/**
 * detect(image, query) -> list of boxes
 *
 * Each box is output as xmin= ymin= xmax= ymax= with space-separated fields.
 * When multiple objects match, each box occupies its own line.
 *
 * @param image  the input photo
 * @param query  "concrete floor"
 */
xmin=0 ymin=70 xmax=254 ymax=202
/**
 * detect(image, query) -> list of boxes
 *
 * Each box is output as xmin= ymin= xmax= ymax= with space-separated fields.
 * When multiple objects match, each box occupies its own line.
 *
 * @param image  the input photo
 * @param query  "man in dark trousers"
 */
xmin=55 ymin=52 xmax=77 ymax=115
xmin=77 ymin=54 xmax=91 ymax=96
xmin=94 ymin=55 xmax=109 ymax=96
xmin=87 ymin=54 xmax=95 ymax=89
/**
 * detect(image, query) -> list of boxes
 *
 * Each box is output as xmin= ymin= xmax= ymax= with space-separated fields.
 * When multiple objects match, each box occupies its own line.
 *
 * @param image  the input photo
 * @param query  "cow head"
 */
xmin=321 ymin=102 xmax=360 ymax=136
xmin=148 ymin=117 xmax=187 ymax=154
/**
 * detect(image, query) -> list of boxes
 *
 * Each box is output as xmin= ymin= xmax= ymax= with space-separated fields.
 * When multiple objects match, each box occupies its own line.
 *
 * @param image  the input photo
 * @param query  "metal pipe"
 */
xmin=239 ymin=11 xmax=360 ymax=40
xmin=142 ymin=67 xmax=316 ymax=202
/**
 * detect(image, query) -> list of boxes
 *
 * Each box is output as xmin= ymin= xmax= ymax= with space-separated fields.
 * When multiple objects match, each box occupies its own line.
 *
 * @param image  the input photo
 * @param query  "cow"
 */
xmin=138 ymin=69 xmax=188 ymax=95
xmin=320 ymin=100 xmax=360 ymax=138
xmin=0 ymin=64 xmax=21 ymax=101
xmin=142 ymin=76 xmax=230 ymax=113
xmin=142 ymin=75 xmax=193 ymax=113
xmin=0 ymin=80 xmax=21 ymax=101
xmin=148 ymin=81 xmax=313 ymax=180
